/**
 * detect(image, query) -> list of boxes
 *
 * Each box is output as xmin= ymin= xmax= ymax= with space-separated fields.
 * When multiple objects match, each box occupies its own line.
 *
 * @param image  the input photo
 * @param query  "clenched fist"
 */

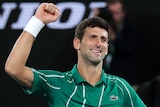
xmin=34 ymin=3 xmax=61 ymax=24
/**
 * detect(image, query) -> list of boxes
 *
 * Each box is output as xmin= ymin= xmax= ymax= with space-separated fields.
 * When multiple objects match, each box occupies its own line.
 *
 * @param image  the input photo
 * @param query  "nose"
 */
xmin=95 ymin=38 xmax=101 ymax=47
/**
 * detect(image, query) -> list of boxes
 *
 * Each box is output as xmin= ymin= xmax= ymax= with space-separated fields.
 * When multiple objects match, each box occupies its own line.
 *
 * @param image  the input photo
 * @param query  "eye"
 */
xmin=89 ymin=35 xmax=96 ymax=40
xmin=101 ymin=37 xmax=108 ymax=43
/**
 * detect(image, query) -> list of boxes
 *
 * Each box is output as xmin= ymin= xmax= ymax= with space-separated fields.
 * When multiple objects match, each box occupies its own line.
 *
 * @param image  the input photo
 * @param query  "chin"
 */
xmin=91 ymin=59 xmax=102 ymax=66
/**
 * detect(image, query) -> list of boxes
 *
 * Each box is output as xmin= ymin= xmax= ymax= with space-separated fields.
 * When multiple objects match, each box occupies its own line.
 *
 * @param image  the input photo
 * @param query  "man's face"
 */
xmin=108 ymin=2 xmax=125 ymax=24
xmin=78 ymin=27 xmax=109 ymax=64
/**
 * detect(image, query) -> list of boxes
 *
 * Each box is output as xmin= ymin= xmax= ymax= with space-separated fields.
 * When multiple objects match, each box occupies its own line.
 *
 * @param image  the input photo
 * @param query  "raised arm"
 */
xmin=5 ymin=3 xmax=61 ymax=88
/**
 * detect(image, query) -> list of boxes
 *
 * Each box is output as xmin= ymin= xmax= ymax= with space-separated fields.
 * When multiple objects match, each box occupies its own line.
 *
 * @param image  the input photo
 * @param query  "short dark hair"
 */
xmin=75 ymin=17 xmax=110 ymax=41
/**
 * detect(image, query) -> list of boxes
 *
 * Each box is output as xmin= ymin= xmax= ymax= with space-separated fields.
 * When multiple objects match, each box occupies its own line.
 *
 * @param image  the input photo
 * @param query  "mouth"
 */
xmin=91 ymin=49 xmax=102 ymax=54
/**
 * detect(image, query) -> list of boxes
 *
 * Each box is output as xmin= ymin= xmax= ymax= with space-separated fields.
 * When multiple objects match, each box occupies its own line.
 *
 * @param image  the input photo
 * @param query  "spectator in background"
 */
xmin=94 ymin=0 xmax=141 ymax=87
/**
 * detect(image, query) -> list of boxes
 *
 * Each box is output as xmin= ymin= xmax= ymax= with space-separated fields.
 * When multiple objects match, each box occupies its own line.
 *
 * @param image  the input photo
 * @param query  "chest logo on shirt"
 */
xmin=110 ymin=95 xmax=118 ymax=101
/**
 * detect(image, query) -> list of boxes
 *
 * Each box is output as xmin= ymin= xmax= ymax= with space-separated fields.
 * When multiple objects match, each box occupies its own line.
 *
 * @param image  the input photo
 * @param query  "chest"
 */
xmin=48 ymin=82 xmax=124 ymax=107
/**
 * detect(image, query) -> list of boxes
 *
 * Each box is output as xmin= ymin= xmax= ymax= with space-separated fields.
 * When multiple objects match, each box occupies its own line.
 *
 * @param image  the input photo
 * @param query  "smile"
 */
xmin=91 ymin=49 xmax=101 ymax=53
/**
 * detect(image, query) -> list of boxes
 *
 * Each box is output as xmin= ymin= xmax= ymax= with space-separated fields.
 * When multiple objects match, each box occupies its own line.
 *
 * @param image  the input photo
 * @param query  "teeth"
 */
xmin=92 ymin=49 xmax=100 ymax=53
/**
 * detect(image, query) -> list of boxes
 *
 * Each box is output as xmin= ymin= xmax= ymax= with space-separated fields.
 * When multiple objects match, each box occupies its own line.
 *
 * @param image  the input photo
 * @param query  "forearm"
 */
xmin=5 ymin=15 xmax=45 ymax=75
xmin=5 ymin=31 xmax=35 ymax=75
xmin=4 ymin=2 xmax=61 ymax=87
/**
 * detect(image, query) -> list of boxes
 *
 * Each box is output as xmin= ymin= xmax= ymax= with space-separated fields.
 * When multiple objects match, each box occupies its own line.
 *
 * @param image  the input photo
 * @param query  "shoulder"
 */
xmin=31 ymin=68 xmax=67 ymax=79
xmin=104 ymin=73 xmax=132 ymax=89
xmin=104 ymin=73 xmax=125 ymax=81
xmin=104 ymin=73 xmax=137 ymax=97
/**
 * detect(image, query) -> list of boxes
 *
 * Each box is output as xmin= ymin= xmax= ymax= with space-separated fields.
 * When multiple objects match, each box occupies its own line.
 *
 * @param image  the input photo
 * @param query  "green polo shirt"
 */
xmin=23 ymin=65 xmax=146 ymax=107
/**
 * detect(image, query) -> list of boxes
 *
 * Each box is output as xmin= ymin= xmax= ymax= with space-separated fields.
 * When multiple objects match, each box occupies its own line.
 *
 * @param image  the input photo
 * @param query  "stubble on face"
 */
xmin=79 ymin=27 xmax=109 ymax=65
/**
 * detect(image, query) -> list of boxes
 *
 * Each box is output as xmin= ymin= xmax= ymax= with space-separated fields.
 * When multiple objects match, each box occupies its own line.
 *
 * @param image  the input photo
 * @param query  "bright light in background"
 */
xmin=0 ymin=1 xmax=106 ymax=30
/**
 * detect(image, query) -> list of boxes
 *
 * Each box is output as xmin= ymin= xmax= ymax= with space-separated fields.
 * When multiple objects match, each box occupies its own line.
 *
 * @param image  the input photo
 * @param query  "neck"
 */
xmin=77 ymin=60 xmax=103 ymax=86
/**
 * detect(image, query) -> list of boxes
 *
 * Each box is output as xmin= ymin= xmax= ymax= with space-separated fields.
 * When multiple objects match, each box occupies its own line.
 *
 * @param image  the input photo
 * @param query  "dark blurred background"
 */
xmin=0 ymin=0 xmax=160 ymax=107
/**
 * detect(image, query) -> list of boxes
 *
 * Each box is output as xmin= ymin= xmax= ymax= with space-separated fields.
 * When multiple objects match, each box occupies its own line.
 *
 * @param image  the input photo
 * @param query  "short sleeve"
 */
xmin=22 ymin=68 xmax=47 ymax=97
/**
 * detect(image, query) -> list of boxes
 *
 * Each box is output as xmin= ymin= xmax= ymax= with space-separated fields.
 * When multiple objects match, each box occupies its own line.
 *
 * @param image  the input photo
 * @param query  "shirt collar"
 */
xmin=70 ymin=65 xmax=106 ymax=85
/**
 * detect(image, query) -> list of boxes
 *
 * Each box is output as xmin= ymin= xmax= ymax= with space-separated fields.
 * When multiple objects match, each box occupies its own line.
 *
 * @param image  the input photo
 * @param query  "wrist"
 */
xmin=23 ymin=16 xmax=45 ymax=38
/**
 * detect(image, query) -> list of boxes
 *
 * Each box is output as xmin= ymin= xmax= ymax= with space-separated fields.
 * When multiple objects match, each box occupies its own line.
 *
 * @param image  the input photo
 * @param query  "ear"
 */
xmin=73 ymin=38 xmax=80 ymax=50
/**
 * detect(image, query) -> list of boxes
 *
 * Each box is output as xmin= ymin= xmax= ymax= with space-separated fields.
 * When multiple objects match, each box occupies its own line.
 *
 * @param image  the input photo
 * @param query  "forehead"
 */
xmin=84 ymin=27 xmax=109 ymax=38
